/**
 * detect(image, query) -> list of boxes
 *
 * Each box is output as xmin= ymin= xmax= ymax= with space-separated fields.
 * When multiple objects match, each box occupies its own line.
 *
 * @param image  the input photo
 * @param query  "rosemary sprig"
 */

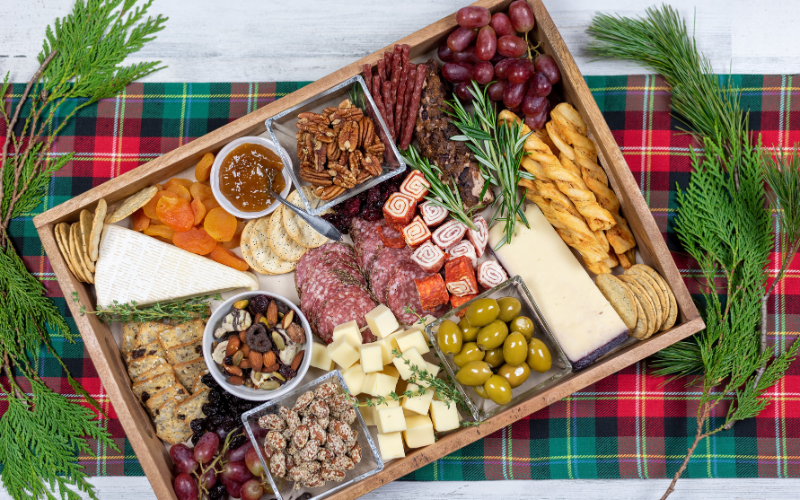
xmin=400 ymin=145 xmax=479 ymax=231
xmin=73 ymin=292 xmax=218 ymax=323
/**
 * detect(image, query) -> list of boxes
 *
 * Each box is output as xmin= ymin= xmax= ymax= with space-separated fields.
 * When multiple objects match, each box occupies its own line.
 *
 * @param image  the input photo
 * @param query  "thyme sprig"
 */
xmin=391 ymin=348 xmax=468 ymax=411
xmin=72 ymin=292 xmax=218 ymax=323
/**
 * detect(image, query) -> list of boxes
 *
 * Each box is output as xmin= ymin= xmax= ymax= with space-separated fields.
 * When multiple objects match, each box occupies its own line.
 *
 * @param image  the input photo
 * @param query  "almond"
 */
xmin=263 ymin=363 xmax=280 ymax=373
xmin=239 ymin=359 xmax=252 ymax=370
xmin=282 ymin=310 xmax=294 ymax=329
xmin=291 ymin=350 xmax=305 ymax=371
xmin=241 ymin=343 xmax=251 ymax=358
xmin=226 ymin=336 xmax=241 ymax=356
xmin=253 ymin=313 xmax=264 ymax=325
xmin=225 ymin=365 xmax=243 ymax=377
xmin=239 ymin=330 xmax=246 ymax=342
xmin=228 ymin=376 xmax=244 ymax=386
xmin=249 ymin=351 xmax=264 ymax=372
xmin=263 ymin=351 xmax=277 ymax=368
xmin=266 ymin=300 xmax=278 ymax=326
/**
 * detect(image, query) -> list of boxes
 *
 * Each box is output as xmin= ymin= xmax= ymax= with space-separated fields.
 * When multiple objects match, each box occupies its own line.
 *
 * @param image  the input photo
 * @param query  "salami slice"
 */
xmin=302 ymin=268 xmax=366 ymax=319
xmin=356 ymin=223 xmax=385 ymax=271
xmin=386 ymin=262 xmax=431 ymax=324
xmin=316 ymin=291 xmax=377 ymax=343
xmin=299 ymin=253 xmax=361 ymax=296
xmin=295 ymin=242 xmax=355 ymax=290
xmin=369 ymin=247 xmax=413 ymax=303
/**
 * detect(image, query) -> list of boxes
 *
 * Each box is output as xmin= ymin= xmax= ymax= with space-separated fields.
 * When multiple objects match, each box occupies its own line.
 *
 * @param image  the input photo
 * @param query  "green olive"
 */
xmin=456 ymin=360 xmax=493 ymax=386
xmin=476 ymin=320 xmax=509 ymax=351
xmin=483 ymin=375 xmax=513 ymax=405
xmin=437 ymin=319 xmax=463 ymax=355
xmin=502 ymin=332 xmax=528 ymax=366
xmin=510 ymin=316 xmax=535 ymax=341
xmin=527 ymin=338 xmax=553 ymax=373
xmin=473 ymin=384 xmax=490 ymax=399
xmin=483 ymin=347 xmax=505 ymax=368
xmin=453 ymin=342 xmax=484 ymax=367
xmin=497 ymin=362 xmax=531 ymax=388
xmin=465 ymin=298 xmax=499 ymax=327
xmin=458 ymin=317 xmax=480 ymax=342
xmin=497 ymin=297 xmax=522 ymax=323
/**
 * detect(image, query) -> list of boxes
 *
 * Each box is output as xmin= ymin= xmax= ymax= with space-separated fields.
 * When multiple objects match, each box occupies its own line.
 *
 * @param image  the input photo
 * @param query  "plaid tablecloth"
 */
xmin=2 ymin=75 xmax=799 ymax=481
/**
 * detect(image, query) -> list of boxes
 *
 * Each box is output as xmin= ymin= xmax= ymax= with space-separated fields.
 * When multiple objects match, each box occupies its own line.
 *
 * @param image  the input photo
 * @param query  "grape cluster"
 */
xmin=321 ymin=167 xmax=405 ymax=233
xmin=439 ymin=1 xmax=561 ymax=130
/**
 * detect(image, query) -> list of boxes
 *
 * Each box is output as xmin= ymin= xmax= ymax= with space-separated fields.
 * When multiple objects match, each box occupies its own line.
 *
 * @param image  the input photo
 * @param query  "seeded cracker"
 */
xmin=154 ymin=397 xmax=191 ymax=444
xmin=252 ymin=217 xmax=296 ymax=274
xmin=89 ymin=198 xmax=107 ymax=261
xmin=135 ymin=322 xmax=169 ymax=348
xmin=240 ymin=219 xmax=272 ymax=275
xmin=628 ymin=273 xmax=663 ymax=330
xmin=79 ymin=209 xmax=96 ymax=272
xmin=121 ymin=322 xmax=141 ymax=354
xmin=54 ymin=222 xmax=81 ymax=280
xmin=69 ymin=222 xmax=93 ymax=283
xmin=128 ymin=355 xmax=170 ymax=381
xmin=165 ymin=339 xmax=203 ymax=365
xmin=282 ymin=187 xmax=331 ymax=249
xmin=158 ymin=319 xmax=204 ymax=350
xmin=176 ymin=389 xmax=209 ymax=423
xmin=124 ymin=339 xmax=166 ymax=365
xmin=192 ymin=372 xmax=210 ymax=393
xmin=621 ymin=281 xmax=649 ymax=339
xmin=618 ymin=275 xmax=657 ymax=338
xmin=267 ymin=204 xmax=307 ymax=262
xmin=133 ymin=371 xmax=177 ymax=401
xmin=145 ymin=384 xmax=189 ymax=417
xmin=173 ymin=358 xmax=208 ymax=389
xmin=595 ymin=273 xmax=638 ymax=330
xmin=132 ymin=363 xmax=174 ymax=384
xmin=629 ymin=264 xmax=678 ymax=331
xmin=105 ymin=185 xmax=158 ymax=224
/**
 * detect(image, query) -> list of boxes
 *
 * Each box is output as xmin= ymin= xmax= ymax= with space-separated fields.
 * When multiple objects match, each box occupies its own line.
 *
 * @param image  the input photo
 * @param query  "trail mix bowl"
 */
xmin=203 ymin=291 xmax=313 ymax=401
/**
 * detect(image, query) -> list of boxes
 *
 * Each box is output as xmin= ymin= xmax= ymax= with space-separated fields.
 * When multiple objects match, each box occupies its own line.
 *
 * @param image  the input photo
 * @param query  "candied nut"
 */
xmin=249 ymin=351 xmax=264 ymax=372
xmin=283 ymin=429 xmax=294 ymax=442
xmin=316 ymin=415 xmax=329 ymax=430
xmin=340 ymin=407 xmax=357 ymax=425
xmin=281 ymin=310 xmax=295 ymax=329
xmin=234 ymin=299 xmax=249 ymax=310
xmin=224 ymin=365 xmax=243 ymax=377
xmin=258 ymin=414 xmax=285 ymax=431
xmin=331 ymin=455 xmax=355 ymax=471
xmin=348 ymin=442 xmax=362 ymax=464
xmin=292 ymin=425 xmax=310 ymax=449
xmin=309 ymin=399 xmax=329 ymax=420
xmin=266 ymin=430 xmax=287 ymax=450
xmin=228 ymin=376 xmax=244 ymax=386
xmin=286 ymin=323 xmax=306 ymax=344
xmin=331 ymin=421 xmax=351 ymax=440
xmin=321 ymin=466 xmax=347 ymax=482
xmin=279 ymin=407 xmax=290 ymax=420
xmin=298 ymin=439 xmax=320 ymax=462
xmin=266 ymin=300 xmax=278 ymax=327
xmin=329 ymin=393 xmax=350 ymax=412
xmin=317 ymin=448 xmax=334 ymax=463
xmin=294 ymin=391 xmax=315 ymax=411
xmin=308 ymin=423 xmax=327 ymax=444
xmin=326 ymin=432 xmax=347 ymax=456
xmin=269 ymin=450 xmax=287 ymax=478
xmin=291 ymin=350 xmax=305 ymax=371
xmin=288 ymin=465 xmax=308 ymax=483
xmin=286 ymin=409 xmax=301 ymax=430
xmin=343 ymin=429 xmax=357 ymax=450
xmin=225 ymin=336 xmax=240 ymax=356
xmin=315 ymin=382 xmax=337 ymax=400
xmin=262 ymin=445 xmax=274 ymax=459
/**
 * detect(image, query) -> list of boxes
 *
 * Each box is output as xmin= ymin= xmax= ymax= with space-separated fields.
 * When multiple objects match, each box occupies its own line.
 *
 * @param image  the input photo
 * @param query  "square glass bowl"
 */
xmin=265 ymin=75 xmax=406 ymax=215
xmin=426 ymin=276 xmax=572 ymax=422
xmin=241 ymin=370 xmax=383 ymax=500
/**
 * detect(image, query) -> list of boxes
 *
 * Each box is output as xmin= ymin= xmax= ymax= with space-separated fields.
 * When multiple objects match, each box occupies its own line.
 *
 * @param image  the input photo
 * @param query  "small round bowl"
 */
xmin=210 ymin=136 xmax=293 ymax=219
xmin=203 ymin=291 xmax=312 ymax=401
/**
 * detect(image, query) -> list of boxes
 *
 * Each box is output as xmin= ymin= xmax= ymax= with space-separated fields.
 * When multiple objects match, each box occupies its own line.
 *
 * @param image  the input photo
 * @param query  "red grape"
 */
xmin=525 ymin=110 xmax=548 ymax=130
xmin=451 ymin=46 xmax=480 ymax=64
xmin=522 ymin=94 xmax=547 ymax=116
xmin=529 ymin=71 xmax=552 ymax=97
xmin=174 ymin=473 xmax=198 ymax=500
xmin=507 ymin=105 xmax=523 ymax=114
xmin=170 ymin=444 xmax=198 ymax=474
xmin=447 ymin=27 xmax=478 ymax=52
xmin=244 ymin=446 xmax=265 ymax=476
xmin=456 ymin=6 xmax=491 ymax=28
xmin=489 ymin=52 xmax=506 ymax=65
xmin=497 ymin=35 xmax=527 ymax=58
xmin=222 ymin=461 xmax=254 ymax=483
xmin=219 ymin=475 xmax=243 ymax=499
xmin=507 ymin=59 xmax=533 ymax=84
xmin=442 ymin=62 xmax=473 ymax=83
xmin=241 ymin=479 xmax=264 ymax=500
xmin=490 ymin=12 xmax=516 ymax=37
xmin=475 ymin=26 xmax=497 ymax=61
xmin=473 ymin=61 xmax=494 ymax=85
xmin=487 ymin=80 xmax=508 ymax=101
xmin=248 ymin=422 xmax=267 ymax=441
xmin=494 ymin=58 xmax=515 ymax=80
xmin=228 ymin=441 xmax=253 ymax=462
xmin=454 ymin=82 xmax=475 ymax=102
xmin=200 ymin=468 xmax=217 ymax=489
xmin=503 ymin=81 xmax=528 ymax=108
xmin=438 ymin=44 xmax=455 ymax=63
xmin=508 ymin=0 xmax=535 ymax=33
xmin=534 ymin=54 xmax=561 ymax=84
xmin=194 ymin=432 xmax=219 ymax=464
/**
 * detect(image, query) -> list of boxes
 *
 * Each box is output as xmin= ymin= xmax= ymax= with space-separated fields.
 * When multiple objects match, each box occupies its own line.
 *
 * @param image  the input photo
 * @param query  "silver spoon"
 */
xmin=269 ymin=189 xmax=342 ymax=241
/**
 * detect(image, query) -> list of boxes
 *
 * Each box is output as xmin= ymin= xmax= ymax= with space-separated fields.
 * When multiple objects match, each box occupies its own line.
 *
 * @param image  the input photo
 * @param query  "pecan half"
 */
xmin=299 ymin=167 xmax=332 ymax=186
xmin=316 ymin=185 xmax=345 ymax=200
xmin=361 ymin=153 xmax=382 ymax=176
xmin=337 ymin=121 xmax=358 ymax=152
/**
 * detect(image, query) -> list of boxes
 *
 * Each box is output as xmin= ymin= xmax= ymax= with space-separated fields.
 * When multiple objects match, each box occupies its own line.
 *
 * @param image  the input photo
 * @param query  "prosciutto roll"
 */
xmin=448 ymin=240 xmax=477 ymax=268
xmin=419 ymin=200 xmax=449 ymax=227
xmin=432 ymin=219 xmax=467 ymax=251
xmin=383 ymin=192 xmax=417 ymax=231
xmin=450 ymin=293 xmax=477 ymax=317
xmin=402 ymin=216 xmax=431 ymax=247
xmin=411 ymin=241 xmax=446 ymax=274
xmin=477 ymin=260 xmax=508 ymax=289
xmin=467 ymin=215 xmax=489 ymax=257
xmin=399 ymin=170 xmax=431 ymax=202
xmin=414 ymin=274 xmax=450 ymax=311
xmin=444 ymin=255 xmax=478 ymax=297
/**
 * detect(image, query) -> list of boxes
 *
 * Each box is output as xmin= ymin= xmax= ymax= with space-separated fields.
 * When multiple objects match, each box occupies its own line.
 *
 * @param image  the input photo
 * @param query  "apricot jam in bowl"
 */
xmin=210 ymin=136 xmax=293 ymax=218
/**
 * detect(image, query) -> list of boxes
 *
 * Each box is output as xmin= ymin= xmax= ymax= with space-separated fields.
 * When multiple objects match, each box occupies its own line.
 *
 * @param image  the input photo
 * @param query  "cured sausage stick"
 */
xmin=394 ymin=65 xmax=409 ymax=139
xmin=377 ymin=58 xmax=387 ymax=84
xmin=372 ymin=74 xmax=388 ymax=124
xmin=383 ymin=52 xmax=393 ymax=79
xmin=399 ymin=64 xmax=427 ymax=150
xmin=362 ymin=64 xmax=373 ymax=95
xmin=382 ymin=81 xmax=395 ymax=137
xmin=390 ymin=44 xmax=403 ymax=109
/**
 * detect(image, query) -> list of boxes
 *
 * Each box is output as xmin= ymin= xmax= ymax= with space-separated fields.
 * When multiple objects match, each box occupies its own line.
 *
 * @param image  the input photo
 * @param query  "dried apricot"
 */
xmin=203 ymin=197 xmax=221 ymax=212
xmin=221 ymin=235 xmax=241 ymax=249
xmin=132 ymin=208 xmax=150 ymax=232
xmin=154 ymin=182 xmax=164 ymax=191
xmin=190 ymin=182 xmax=214 ymax=202
xmin=144 ymin=224 xmax=175 ymax=240
xmin=191 ymin=198 xmax=207 ymax=226
xmin=208 ymin=244 xmax=249 ymax=271
xmin=194 ymin=152 xmax=215 ymax=182
xmin=156 ymin=196 xmax=195 ymax=232
xmin=164 ymin=178 xmax=193 ymax=191
xmin=204 ymin=207 xmax=237 ymax=242
xmin=173 ymin=227 xmax=217 ymax=255
xmin=166 ymin=183 xmax=192 ymax=201
xmin=143 ymin=190 xmax=179 ymax=219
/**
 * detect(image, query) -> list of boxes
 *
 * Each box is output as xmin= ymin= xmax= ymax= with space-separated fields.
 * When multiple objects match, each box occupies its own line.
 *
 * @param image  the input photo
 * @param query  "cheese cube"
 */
xmin=417 ymin=362 xmax=440 ymax=388
xmin=360 ymin=398 xmax=398 ymax=426
xmin=359 ymin=343 xmax=384 ymax=374
xmin=392 ymin=347 xmax=427 ymax=381
xmin=402 ymin=383 xmax=434 ymax=415
xmin=309 ymin=342 xmax=335 ymax=371
xmin=403 ymin=414 xmax=435 ymax=448
xmin=405 ymin=315 xmax=436 ymax=341
xmin=362 ymin=373 xmax=378 ymax=396
xmin=396 ymin=329 xmax=430 ymax=355
xmin=332 ymin=320 xmax=362 ymax=347
xmin=430 ymin=400 xmax=460 ymax=432
xmin=327 ymin=338 xmax=360 ymax=370
xmin=342 ymin=363 xmax=366 ymax=395
xmin=381 ymin=365 xmax=400 ymax=379
xmin=374 ymin=373 xmax=399 ymax=397
xmin=376 ymin=432 xmax=405 ymax=460
xmin=373 ymin=398 xmax=400 ymax=409
xmin=359 ymin=407 xmax=375 ymax=426
xmin=376 ymin=406 xmax=406 ymax=433
xmin=365 ymin=304 xmax=400 ymax=339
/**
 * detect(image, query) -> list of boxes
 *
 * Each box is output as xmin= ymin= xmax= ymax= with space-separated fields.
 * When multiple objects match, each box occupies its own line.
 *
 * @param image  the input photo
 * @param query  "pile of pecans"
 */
xmin=296 ymin=99 xmax=386 ymax=200
xmin=259 ymin=381 xmax=362 ymax=490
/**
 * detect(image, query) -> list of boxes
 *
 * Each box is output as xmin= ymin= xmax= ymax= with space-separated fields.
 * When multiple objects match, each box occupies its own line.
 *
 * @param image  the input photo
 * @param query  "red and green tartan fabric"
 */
xmin=2 ymin=75 xmax=799 ymax=480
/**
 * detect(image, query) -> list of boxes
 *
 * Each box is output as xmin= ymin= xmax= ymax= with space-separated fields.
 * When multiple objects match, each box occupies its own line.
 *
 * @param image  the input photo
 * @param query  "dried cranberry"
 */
xmin=341 ymin=197 xmax=361 ymax=217
xmin=366 ymin=186 xmax=382 ymax=207
xmin=380 ymin=183 xmax=398 ymax=204
xmin=190 ymin=418 xmax=205 ymax=433
xmin=248 ymin=294 xmax=270 ymax=316
xmin=279 ymin=365 xmax=297 ymax=380
xmin=361 ymin=208 xmax=382 ymax=221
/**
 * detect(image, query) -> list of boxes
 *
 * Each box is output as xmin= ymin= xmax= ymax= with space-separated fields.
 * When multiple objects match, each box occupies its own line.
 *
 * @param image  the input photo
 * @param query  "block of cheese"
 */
xmin=403 ymin=414 xmax=435 ymax=448
xmin=310 ymin=342 xmax=335 ymax=371
xmin=363 ymin=372 xmax=398 ymax=397
xmin=376 ymin=406 xmax=407 ymax=434
xmin=359 ymin=343 xmax=384 ymax=373
xmin=327 ymin=339 xmax=360 ymax=370
xmin=392 ymin=347 xmax=427 ymax=381
xmin=402 ymin=383 xmax=434 ymax=415
xmin=342 ymin=363 xmax=366 ymax=394
xmin=396 ymin=329 xmax=430 ymax=355
xmin=332 ymin=321 xmax=362 ymax=347
xmin=95 ymin=225 xmax=258 ymax=307
xmin=430 ymin=400 xmax=460 ymax=432
xmin=489 ymin=205 xmax=628 ymax=370
xmin=365 ymin=304 xmax=400 ymax=339
xmin=376 ymin=329 xmax=404 ymax=365
xmin=376 ymin=432 xmax=406 ymax=460
xmin=361 ymin=398 xmax=399 ymax=426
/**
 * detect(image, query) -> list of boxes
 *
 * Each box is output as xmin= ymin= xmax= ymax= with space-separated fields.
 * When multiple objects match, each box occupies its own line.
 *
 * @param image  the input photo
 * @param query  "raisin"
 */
xmin=209 ymin=483 xmax=226 ymax=500
xmin=223 ymin=355 xmax=233 ymax=366
xmin=190 ymin=418 xmax=205 ymax=433
xmin=191 ymin=432 xmax=202 ymax=445
xmin=202 ymin=403 xmax=217 ymax=417
xmin=229 ymin=433 xmax=247 ymax=450
xmin=279 ymin=365 xmax=297 ymax=379
xmin=201 ymin=372 xmax=216 ymax=388
xmin=210 ymin=414 xmax=225 ymax=427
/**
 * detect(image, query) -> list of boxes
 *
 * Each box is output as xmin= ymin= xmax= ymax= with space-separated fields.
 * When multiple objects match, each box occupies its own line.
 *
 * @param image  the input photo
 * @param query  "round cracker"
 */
xmin=89 ymin=198 xmax=107 ymax=261
xmin=105 ymin=186 xmax=158 ymax=224
xmin=628 ymin=273 xmax=663 ymax=331
xmin=627 ymin=266 xmax=667 ymax=325
xmin=620 ymin=281 xmax=648 ymax=340
xmin=240 ymin=219 xmax=272 ymax=275
xmin=618 ymin=275 xmax=656 ymax=338
xmin=282 ymin=187 xmax=331 ymax=249
xmin=69 ymin=223 xmax=93 ymax=283
xmin=251 ymin=217 xmax=295 ymax=274
xmin=79 ymin=208 xmax=95 ymax=265
xmin=76 ymin=212 xmax=95 ymax=273
xmin=629 ymin=264 xmax=678 ymax=331
xmin=596 ymin=273 xmax=638 ymax=331
xmin=267 ymin=205 xmax=307 ymax=262
xmin=60 ymin=222 xmax=87 ymax=283
xmin=54 ymin=222 xmax=80 ymax=279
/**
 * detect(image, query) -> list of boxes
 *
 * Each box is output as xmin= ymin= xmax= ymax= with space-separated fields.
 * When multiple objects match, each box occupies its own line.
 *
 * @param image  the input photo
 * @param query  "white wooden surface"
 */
xmin=4 ymin=0 xmax=800 ymax=499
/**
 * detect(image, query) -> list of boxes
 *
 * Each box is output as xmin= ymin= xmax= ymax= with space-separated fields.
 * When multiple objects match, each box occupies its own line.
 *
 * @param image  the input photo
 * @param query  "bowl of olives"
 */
xmin=426 ymin=276 xmax=571 ymax=421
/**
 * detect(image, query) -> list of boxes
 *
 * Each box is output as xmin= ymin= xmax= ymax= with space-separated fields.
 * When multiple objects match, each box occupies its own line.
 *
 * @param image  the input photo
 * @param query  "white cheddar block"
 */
xmin=376 ymin=406 xmax=407 ymax=434
xmin=372 ymin=373 xmax=399 ymax=397
xmin=342 ymin=363 xmax=366 ymax=395
xmin=376 ymin=432 xmax=406 ymax=460
xmin=402 ymin=383 xmax=434 ymax=415
xmin=396 ymin=329 xmax=430 ymax=355
xmin=392 ymin=347 xmax=427 ymax=381
xmin=403 ymin=414 xmax=435 ymax=448
xmin=332 ymin=320 xmax=362 ymax=347
xmin=430 ymin=400 xmax=460 ymax=432
xmin=309 ymin=343 xmax=335 ymax=371
xmin=327 ymin=339 xmax=360 ymax=370
xmin=359 ymin=343 xmax=384 ymax=374
xmin=365 ymin=304 xmax=400 ymax=339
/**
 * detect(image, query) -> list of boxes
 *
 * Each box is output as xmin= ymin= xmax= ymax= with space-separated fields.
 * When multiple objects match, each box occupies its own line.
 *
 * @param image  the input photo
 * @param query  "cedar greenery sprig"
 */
xmin=73 ymin=292 xmax=219 ymax=323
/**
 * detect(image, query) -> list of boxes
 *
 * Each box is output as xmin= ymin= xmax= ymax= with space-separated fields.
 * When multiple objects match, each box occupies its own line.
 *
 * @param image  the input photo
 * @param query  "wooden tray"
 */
xmin=33 ymin=1 xmax=705 ymax=498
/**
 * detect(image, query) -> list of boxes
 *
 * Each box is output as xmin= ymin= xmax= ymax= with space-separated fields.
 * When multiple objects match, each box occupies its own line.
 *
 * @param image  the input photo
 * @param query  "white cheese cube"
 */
xmin=309 ymin=342 xmax=334 ymax=371
xmin=376 ymin=432 xmax=405 ymax=460
xmin=396 ymin=329 xmax=430 ymax=355
xmin=361 ymin=373 xmax=378 ymax=396
xmin=392 ymin=347 xmax=427 ymax=381
xmin=365 ymin=304 xmax=400 ymax=339
xmin=381 ymin=365 xmax=400 ymax=379
xmin=332 ymin=320 xmax=362 ymax=347
xmin=359 ymin=343 xmax=384 ymax=374
xmin=360 ymin=398 xmax=398 ymax=426
xmin=405 ymin=315 xmax=436 ymax=341
xmin=376 ymin=406 xmax=407 ymax=434
xmin=327 ymin=338 xmax=360 ymax=370
xmin=402 ymin=383 xmax=434 ymax=415
xmin=430 ymin=400 xmax=460 ymax=432
xmin=403 ymin=414 xmax=435 ymax=448
xmin=372 ymin=373 xmax=399 ymax=397
xmin=342 ymin=363 xmax=366 ymax=395
xmin=417 ymin=362 xmax=440 ymax=388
